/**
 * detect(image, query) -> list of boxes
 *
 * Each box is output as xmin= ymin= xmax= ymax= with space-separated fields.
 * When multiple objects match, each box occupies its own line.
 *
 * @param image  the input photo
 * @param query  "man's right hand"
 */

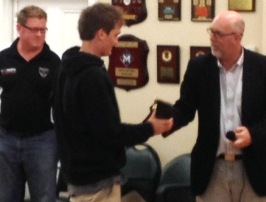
xmin=147 ymin=110 xmax=173 ymax=135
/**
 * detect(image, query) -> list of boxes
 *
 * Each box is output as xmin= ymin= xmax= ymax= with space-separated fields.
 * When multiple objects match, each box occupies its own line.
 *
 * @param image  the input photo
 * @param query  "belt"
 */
xmin=218 ymin=153 xmax=243 ymax=161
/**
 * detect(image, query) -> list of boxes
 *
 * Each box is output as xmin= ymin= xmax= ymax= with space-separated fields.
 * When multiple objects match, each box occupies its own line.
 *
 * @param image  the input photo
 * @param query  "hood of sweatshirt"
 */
xmin=61 ymin=46 xmax=104 ymax=76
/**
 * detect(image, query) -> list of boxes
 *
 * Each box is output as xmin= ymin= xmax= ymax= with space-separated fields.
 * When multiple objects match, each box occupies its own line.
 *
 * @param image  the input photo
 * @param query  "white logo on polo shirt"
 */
xmin=39 ymin=67 xmax=49 ymax=78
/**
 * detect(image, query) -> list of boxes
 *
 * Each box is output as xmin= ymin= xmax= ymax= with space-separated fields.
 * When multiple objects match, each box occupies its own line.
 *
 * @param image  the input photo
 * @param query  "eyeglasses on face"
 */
xmin=207 ymin=28 xmax=237 ymax=38
xmin=21 ymin=24 xmax=48 ymax=34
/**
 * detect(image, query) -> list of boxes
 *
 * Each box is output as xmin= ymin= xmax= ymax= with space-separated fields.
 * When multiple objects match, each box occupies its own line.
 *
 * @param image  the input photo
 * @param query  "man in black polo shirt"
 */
xmin=0 ymin=5 xmax=60 ymax=202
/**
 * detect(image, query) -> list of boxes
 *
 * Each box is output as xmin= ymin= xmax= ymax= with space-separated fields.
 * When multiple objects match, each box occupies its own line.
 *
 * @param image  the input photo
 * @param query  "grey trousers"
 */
xmin=196 ymin=159 xmax=266 ymax=202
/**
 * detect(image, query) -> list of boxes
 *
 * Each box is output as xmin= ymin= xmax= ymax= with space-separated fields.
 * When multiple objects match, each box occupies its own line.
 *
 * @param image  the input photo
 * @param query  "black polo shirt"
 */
xmin=0 ymin=38 xmax=60 ymax=136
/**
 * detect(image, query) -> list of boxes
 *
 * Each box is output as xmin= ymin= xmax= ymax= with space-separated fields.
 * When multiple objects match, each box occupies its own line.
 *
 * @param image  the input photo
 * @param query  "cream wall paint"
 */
xmin=262 ymin=2 xmax=266 ymax=54
xmin=0 ymin=0 xmax=266 ymax=166
xmin=100 ymin=0 xmax=266 ymax=166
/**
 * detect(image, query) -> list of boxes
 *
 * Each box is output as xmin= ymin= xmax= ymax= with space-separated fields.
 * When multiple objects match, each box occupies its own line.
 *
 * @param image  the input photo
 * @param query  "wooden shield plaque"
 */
xmin=108 ymin=34 xmax=149 ymax=91
xmin=112 ymin=0 xmax=147 ymax=26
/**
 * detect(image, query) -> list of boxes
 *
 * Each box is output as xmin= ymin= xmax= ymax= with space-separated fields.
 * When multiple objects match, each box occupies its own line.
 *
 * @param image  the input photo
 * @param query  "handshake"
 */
xmin=145 ymin=99 xmax=174 ymax=137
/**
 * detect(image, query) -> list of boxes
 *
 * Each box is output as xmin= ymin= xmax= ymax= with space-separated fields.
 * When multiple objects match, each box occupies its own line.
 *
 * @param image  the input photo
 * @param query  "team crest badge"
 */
xmin=120 ymin=50 xmax=134 ymax=67
xmin=39 ymin=67 xmax=49 ymax=78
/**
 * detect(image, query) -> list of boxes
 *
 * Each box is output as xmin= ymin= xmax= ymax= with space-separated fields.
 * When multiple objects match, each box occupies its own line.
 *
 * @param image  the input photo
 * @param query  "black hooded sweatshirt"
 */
xmin=54 ymin=46 xmax=153 ymax=186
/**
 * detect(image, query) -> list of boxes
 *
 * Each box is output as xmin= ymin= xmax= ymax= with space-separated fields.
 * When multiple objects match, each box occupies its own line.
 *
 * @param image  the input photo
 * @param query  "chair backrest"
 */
xmin=159 ymin=153 xmax=191 ymax=186
xmin=121 ymin=143 xmax=161 ymax=202
xmin=156 ymin=153 xmax=195 ymax=202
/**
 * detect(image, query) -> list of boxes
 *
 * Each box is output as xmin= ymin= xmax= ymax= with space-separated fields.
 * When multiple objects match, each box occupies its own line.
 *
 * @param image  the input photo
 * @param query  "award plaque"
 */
xmin=228 ymin=0 xmax=255 ymax=12
xmin=158 ymin=0 xmax=181 ymax=21
xmin=108 ymin=34 xmax=149 ymax=91
xmin=112 ymin=0 xmax=147 ymax=26
xmin=191 ymin=0 xmax=215 ymax=22
xmin=154 ymin=99 xmax=173 ymax=119
xmin=157 ymin=45 xmax=180 ymax=84
xmin=190 ymin=46 xmax=211 ymax=59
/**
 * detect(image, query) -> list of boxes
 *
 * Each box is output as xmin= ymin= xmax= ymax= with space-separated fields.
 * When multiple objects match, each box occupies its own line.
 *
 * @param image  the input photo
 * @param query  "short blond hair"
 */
xmin=17 ymin=5 xmax=47 ymax=25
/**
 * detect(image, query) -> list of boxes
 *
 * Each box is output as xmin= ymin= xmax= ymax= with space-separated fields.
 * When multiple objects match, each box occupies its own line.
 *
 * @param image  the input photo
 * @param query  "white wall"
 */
xmin=1 ymin=0 xmax=266 ymax=166
xmin=0 ymin=0 xmax=13 ymax=49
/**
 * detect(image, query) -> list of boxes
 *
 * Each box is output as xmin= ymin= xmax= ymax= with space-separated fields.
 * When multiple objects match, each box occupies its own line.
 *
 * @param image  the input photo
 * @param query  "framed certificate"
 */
xmin=190 ymin=46 xmax=211 ymax=59
xmin=228 ymin=0 xmax=255 ymax=12
xmin=158 ymin=0 xmax=181 ymax=21
xmin=157 ymin=45 xmax=180 ymax=84
xmin=191 ymin=0 xmax=215 ymax=22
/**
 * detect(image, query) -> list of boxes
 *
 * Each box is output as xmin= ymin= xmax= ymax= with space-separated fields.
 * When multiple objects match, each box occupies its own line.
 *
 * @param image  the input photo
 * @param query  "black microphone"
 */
xmin=226 ymin=131 xmax=237 ymax=141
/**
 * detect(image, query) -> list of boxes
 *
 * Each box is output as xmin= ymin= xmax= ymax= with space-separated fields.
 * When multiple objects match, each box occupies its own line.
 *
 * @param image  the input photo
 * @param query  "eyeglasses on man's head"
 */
xmin=21 ymin=24 xmax=48 ymax=34
xmin=207 ymin=28 xmax=238 ymax=38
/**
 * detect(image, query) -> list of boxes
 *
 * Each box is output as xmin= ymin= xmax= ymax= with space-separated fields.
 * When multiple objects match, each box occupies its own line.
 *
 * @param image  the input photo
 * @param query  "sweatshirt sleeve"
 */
xmin=80 ymin=67 xmax=154 ymax=148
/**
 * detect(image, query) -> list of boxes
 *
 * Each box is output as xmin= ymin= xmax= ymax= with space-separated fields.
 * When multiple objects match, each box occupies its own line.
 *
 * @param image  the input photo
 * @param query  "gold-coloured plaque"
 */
xmin=116 ymin=41 xmax=138 ymax=48
xmin=117 ymin=79 xmax=137 ymax=86
xmin=115 ymin=68 xmax=139 ymax=78
xmin=228 ymin=0 xmax=255 ymax=12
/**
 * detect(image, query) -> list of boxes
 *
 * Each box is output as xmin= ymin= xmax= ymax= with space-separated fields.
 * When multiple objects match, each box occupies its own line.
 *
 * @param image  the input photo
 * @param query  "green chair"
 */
xmin=156 ymin=153 xmax=195 ymax=202
xmin=121 ymin=143 xmax=161 ymax=202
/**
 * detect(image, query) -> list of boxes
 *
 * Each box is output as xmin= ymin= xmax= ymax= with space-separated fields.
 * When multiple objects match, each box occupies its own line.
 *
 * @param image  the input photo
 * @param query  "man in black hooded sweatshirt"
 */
xmin=53 ymin=3 xmax=173 ymax=202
